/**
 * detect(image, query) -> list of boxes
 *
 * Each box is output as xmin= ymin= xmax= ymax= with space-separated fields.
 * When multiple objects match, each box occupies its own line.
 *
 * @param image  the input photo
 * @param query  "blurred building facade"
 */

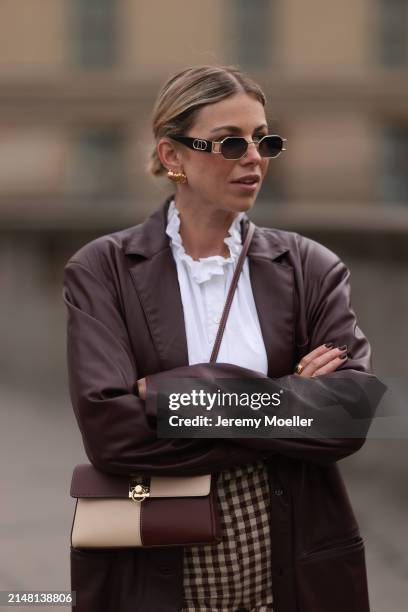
xmin=0 ymin=0 xmax=407 ymax=389
xmin=0 ymin=0 xmax=407 ymax=228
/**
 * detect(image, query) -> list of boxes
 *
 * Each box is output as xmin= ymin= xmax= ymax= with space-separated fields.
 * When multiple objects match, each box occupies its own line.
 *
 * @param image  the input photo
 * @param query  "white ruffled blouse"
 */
xmin=166 ymin=198 xmax=268 ymax=374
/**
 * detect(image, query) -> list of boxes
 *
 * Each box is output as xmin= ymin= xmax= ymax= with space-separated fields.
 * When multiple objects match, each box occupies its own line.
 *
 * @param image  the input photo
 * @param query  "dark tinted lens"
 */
xmin=220 ymin=137 xmax=248 ymax=159
xmin=259 ymin=136 xmax=283 ymax=158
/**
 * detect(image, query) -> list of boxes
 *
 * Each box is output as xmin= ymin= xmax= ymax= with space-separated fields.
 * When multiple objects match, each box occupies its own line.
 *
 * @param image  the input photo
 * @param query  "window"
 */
xmin=377 ymin=0 xmax=408 ymax=67
xmin=67 ymin=127 xmax=127 ymax=197
xmin=71 ymin=0 xmax=118 ymax=68
xmin=380 ymin=127 xmax=408 ymax=203
xmin=232 ymin=0 xmax=274 ymax=68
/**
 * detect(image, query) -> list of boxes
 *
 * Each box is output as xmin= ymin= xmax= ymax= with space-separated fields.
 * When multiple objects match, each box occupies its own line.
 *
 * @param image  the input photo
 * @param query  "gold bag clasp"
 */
xmin=129 ymin=476 xmax=150 ymax=502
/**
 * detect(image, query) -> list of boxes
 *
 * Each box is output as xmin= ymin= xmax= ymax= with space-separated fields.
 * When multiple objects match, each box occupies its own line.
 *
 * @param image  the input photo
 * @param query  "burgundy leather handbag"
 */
xmin=70 ymin=220 xmax=255 ymax=549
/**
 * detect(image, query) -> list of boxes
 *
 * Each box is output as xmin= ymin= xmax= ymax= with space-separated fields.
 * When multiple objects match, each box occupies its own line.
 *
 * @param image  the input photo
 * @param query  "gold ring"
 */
xmin=294 ymin=362 xmax=304 ymax=375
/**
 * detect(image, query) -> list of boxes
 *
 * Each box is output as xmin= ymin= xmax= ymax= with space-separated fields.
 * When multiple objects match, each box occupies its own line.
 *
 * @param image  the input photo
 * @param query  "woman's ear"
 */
xmin=157 ymin=137 xmax=184 ymax=172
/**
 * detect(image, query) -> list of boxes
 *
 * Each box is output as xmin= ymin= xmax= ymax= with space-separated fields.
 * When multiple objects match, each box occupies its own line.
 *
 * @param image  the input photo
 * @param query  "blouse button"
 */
xmin=214 ymin=315 xmax=221 ymax=324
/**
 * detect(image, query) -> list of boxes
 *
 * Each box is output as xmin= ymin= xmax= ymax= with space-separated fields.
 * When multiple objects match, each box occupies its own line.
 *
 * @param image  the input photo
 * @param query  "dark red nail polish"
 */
xmin=339 ymin=344 xmax=347 ymax=351
xmin=325 ymin=342 xmax=334 ymax=348
xmin=339 ymin=352 xmax=348 ymax=359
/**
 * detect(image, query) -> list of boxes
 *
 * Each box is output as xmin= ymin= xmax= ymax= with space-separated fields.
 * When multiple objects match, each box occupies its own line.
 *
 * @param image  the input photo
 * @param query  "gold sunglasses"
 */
xmin=170 ymin=134 xmax=287 ymax=160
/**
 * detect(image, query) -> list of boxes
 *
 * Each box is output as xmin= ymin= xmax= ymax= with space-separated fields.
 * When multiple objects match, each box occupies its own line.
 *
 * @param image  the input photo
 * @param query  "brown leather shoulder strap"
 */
xmin=209 ymin=220 xmax=256 ymax=363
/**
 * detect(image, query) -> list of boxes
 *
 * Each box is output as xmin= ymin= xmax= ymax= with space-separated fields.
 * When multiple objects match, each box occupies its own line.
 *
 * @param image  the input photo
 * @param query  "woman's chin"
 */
xmin=229 ymin=196 xmax=257 ymax=213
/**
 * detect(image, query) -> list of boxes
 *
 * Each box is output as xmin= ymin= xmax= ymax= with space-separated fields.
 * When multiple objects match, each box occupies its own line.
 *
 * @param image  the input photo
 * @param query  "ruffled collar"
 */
xmin=166 ymin=198 xmax=247 ymax=284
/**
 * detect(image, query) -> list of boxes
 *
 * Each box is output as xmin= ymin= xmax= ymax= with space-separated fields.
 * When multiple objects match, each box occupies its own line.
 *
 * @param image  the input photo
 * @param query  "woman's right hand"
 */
xmin=295 ymin=343 xmax=348 ymax=377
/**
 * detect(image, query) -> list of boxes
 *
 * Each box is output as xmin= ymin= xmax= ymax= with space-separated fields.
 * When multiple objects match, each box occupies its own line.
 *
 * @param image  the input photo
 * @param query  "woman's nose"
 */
xmin=241 ymin=141 xmax=262 ymax=163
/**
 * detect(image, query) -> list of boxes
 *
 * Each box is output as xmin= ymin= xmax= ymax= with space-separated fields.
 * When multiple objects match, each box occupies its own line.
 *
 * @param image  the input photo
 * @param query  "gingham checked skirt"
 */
xmin=181 ymin=459 xmax=274 ymax=612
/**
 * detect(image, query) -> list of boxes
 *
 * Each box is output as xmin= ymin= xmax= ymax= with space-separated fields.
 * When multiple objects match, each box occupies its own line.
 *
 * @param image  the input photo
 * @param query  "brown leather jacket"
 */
xmin=63 ymin=195 xmax=384 ymax=612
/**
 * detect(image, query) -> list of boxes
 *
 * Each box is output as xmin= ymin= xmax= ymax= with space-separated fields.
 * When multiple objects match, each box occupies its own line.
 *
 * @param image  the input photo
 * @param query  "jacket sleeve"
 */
xmin=63 ymin=259 xmax=264 ymax=476
xmin=144 ymin=246 xmax=386 ymax=465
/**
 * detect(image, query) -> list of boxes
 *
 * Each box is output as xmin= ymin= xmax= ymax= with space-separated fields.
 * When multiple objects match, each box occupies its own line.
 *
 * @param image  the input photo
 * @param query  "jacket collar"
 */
xmin=123 ymin=195 xmax=290 ymax=262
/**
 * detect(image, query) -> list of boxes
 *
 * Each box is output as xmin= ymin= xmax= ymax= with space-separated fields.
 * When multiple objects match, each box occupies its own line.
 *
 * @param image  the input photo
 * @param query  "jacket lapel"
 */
xmin=248 ymin=229 xmax=295 ymax=377
xmin=125 ymin=196 xmax=295 ymax=377
xmin=126 ymin=197 xmax=189 ymax=370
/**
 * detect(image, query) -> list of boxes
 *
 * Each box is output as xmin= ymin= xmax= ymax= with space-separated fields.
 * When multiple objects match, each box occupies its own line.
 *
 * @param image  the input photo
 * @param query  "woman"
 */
xmin=63 ymin=65 xmax=383 ymax=612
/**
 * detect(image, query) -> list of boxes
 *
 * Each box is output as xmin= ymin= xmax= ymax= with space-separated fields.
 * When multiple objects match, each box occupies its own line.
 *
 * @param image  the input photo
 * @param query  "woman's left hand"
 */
xmin=294 ymin=343 xmax=348 ymax=377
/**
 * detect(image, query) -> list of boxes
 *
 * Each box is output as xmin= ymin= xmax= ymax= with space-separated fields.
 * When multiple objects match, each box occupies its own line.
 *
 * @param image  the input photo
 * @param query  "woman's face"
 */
xmin=163 ymin=92 xmax=270 ymax=215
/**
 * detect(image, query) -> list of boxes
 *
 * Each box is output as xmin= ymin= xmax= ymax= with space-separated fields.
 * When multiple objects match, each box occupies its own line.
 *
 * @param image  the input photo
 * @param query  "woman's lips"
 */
xmin=230 ymin=181 xmax=259 ymax=193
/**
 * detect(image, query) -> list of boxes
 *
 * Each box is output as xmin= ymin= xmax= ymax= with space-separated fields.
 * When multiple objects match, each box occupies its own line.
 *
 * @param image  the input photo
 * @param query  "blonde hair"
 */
xmin=147 ymin=64 xmax=267 ymax=177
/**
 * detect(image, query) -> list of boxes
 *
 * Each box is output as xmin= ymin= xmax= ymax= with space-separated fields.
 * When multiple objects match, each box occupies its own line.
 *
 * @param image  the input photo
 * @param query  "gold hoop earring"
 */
xmin=167 ymin=169 xmax=188 ymax=184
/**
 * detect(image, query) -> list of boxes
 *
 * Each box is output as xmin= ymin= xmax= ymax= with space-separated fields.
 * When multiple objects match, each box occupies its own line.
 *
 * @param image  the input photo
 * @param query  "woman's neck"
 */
xmin=173 ymin=195 xmax=239 ymax=261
